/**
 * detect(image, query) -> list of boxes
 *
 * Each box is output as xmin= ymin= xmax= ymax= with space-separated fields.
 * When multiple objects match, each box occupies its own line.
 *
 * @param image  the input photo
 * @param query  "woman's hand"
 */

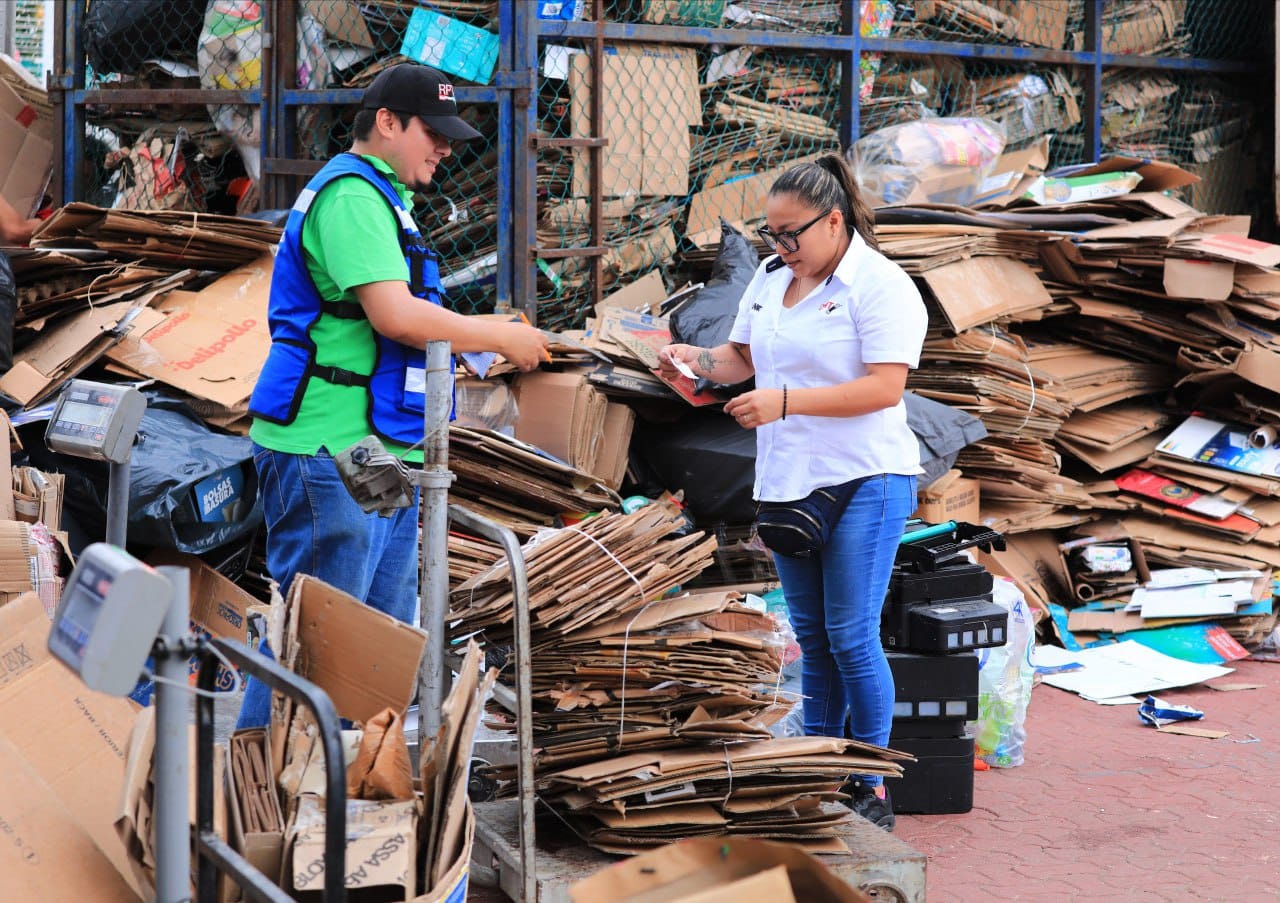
xmin=658 ymin=343 xmax=700 ymax=381
xmin=724 ymin=388 xmax=785 ymax=429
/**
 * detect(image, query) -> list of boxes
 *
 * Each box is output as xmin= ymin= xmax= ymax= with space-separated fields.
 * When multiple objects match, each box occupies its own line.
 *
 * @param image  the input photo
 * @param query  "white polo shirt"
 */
xmin=728 ymin=231 xmax=927 ymax=503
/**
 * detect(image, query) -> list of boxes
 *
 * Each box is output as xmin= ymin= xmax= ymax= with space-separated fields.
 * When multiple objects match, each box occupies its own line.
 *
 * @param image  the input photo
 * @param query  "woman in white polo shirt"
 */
xmin=660 ymin=154 xmax=927 ymax=831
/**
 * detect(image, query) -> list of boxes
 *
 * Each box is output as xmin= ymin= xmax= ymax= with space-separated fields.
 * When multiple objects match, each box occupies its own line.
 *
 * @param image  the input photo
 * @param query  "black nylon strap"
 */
xmin=319 ymin=299 xmax=367 ymax=320
xmin=311 ymin=364 xmax=370 ymax=388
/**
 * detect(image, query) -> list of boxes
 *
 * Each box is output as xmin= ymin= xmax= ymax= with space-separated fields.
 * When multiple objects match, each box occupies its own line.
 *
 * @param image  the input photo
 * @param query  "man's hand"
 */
xmin=497 ymin=321 xmax=551 ymax=372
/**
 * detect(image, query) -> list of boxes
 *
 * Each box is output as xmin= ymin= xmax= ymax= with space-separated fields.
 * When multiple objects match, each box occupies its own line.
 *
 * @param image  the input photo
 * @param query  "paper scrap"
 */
xmin=1039 ymin=640 xmax=1233 ymax=702
xmin=1206 ymin=682 xmax=1263 ymax=692
xmin=1155 ymin=724 xmax=1230 ymax=739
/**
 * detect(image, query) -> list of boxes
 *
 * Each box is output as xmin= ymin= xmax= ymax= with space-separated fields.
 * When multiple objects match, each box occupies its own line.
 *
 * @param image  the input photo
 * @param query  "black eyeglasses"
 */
xmin=757 ymin=208 xmax=831 ymax=253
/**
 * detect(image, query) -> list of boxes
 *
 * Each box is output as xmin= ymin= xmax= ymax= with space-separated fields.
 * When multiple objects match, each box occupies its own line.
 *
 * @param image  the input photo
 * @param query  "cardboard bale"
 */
xmin=570 ymin=43 xmax=700 ymax=197
xmin=0 ymin=593 xmax=144 ymax=900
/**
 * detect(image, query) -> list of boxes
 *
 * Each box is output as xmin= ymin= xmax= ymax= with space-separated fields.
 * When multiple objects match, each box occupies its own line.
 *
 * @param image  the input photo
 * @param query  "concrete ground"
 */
xmin=895 ymin=657 xmax=1280 ymax=902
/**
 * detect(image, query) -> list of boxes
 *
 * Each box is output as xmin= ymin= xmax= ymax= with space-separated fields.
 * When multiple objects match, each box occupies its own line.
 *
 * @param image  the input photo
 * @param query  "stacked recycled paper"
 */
xmin=447 ymin=426 xmax=621 ymax=537
xmin=449 ymin=504 xmax=910 ymax=853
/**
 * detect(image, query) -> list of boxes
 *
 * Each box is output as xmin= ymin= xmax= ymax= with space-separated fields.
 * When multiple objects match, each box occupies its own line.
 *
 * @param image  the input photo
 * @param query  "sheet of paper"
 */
xmin=1133 ymin=580 xmax=1254 ymax=619
xmin=1039 ymin=639 xmax=1232 ymax=701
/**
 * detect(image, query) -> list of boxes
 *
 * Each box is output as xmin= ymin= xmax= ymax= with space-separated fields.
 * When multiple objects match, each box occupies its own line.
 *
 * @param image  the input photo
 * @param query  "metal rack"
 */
xmin=50 ymin=1 xmax=1270 ymax=324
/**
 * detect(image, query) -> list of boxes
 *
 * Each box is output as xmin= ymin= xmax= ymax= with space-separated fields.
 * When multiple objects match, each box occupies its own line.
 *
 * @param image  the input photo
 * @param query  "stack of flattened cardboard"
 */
xmin=496 ymin=590 xmax=793 ymax=770
xmin=32 ymin=203 xmax=282 ymax=269
xmin=448 ymin=425 xmax=622 ymax=537
xmin=537 ymin=736 xmax=908 ymax=856
xmin=448 ymin=504 xmax=718 ymax=644
xmin=450 ymin=505 xmax=910 ymax=854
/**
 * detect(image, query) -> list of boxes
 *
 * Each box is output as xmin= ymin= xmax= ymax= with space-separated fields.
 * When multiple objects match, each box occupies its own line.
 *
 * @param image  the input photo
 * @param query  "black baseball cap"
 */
xmin=362 ymin=64 xmax=483 ymax=142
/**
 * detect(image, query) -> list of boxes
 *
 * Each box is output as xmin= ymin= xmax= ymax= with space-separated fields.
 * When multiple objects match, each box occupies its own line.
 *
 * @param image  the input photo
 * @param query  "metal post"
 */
xmin=418 ymin=340 xmax=455 ymax=744
xmin=512 ymin=0 xmax=540 ymax=323
xmin=448 ymin=505 xmax=535 ymax=903
xmin=105 ymin=458 xmax=131 ymax=548
xmin=839 ymin=0 xmax=861 ymax=150
xmin=153 ymin=565 xmax=190 ymax=903
xmin=1083 ymin=0 xmax=1104 ymax=164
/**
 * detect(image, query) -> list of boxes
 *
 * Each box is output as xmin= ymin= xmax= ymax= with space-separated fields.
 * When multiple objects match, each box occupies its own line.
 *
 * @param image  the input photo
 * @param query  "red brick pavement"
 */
xmin=894 ymin=658 xmax=1280 ymax=902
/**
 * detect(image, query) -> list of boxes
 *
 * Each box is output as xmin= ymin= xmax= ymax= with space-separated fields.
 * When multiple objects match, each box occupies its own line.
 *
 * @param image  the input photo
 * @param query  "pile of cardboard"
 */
xmin=449 ymin=504 xmax=911 ymax=853
xmin=536 ymin=736 xmax=908 ymax=855
xmin=448 ymin=424 xmax=623 ymax=537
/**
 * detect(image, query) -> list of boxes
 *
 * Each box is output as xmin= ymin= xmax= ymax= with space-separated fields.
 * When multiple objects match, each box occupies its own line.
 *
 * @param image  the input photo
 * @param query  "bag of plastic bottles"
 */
xmin=969 ymin=576 xmax=1036 ymax=767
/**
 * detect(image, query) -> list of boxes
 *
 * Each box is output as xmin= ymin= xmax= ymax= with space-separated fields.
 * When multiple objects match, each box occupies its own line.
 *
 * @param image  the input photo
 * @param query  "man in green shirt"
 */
xmin=247 ymin=64 xmax=547 ymax=625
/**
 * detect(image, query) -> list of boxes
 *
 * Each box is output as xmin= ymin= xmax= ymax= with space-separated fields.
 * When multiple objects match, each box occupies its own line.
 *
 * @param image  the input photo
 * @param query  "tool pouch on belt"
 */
xmin=755 ymin=476 xmax=867 ymax=558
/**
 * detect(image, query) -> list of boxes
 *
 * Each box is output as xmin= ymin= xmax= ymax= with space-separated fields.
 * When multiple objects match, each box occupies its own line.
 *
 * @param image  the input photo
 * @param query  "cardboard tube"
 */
xmin=1249 ymin=425 xmax=1280 ymax=449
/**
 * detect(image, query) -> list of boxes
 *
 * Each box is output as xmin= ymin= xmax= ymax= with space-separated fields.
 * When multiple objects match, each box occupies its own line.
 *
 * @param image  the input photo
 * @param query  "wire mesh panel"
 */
xmin=78 ymin=0 xmax=249 ymax=213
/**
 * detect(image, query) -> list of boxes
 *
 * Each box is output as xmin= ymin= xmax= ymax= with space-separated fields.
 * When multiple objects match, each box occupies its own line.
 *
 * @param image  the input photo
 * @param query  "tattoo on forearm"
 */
xmin=697 ymin=349 xmax=717 ymax=372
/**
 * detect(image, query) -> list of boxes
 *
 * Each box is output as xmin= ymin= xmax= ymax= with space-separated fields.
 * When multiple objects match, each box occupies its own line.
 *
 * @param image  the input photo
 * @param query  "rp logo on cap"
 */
xmin=438 ymin=83 xmax=455 ymax=103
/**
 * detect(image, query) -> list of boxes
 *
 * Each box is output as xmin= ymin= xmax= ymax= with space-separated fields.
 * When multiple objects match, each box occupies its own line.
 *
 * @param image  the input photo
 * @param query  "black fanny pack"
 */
xmin=755 ymin=476 xmax=868 ymax=558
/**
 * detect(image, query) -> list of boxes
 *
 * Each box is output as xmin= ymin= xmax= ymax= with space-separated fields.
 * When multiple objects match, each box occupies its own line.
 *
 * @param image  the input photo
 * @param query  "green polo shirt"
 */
xmin=251 ymin=155 xmax=424 ymax=462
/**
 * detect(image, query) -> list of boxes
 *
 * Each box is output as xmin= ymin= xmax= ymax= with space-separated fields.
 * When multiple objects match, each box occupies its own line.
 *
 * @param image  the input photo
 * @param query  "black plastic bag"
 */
xmin=22 ymin=392 xmax=261 ymax=555
xmin=83 ymin=0 xmax=206 ymax=76
xmin=671 ymin=218 xmax=760 ymax=395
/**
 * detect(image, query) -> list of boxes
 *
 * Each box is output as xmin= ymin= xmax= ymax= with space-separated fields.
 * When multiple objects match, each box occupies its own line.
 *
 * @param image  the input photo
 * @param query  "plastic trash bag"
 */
xmin=969 ymin=575 xmax=1036 ymax=767
xmin=670 ymin=219 xmax=757 ymax=348
xmin=850 ymin=117 xmax=1006 ymax=208
xmin=23 ymin=392 xmax=262 ymax=556
xmin=83 ymin=0 xmax=206 ymax=76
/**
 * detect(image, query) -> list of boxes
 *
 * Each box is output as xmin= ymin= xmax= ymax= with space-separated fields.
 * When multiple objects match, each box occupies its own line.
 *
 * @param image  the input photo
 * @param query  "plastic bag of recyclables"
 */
xmin=198 ymin=0 xmax=330 ymax=182
xmin=850 ymin=116 xmax=1006 ymax=208
xmin=969 ymin=575 xmax=1036 ymax=767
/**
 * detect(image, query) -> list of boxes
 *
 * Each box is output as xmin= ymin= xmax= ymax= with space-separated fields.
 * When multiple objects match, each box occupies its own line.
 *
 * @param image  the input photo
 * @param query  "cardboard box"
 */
xmin=570 ymin=43 xmax=700 ymax=197
xmin=12 ymin=465 xmax=63 ymax=531
xmin=145 ymin=550 xmax=259 ymax=690
xmin=106 ymin=254 xmax=273 ymax=411
xmin=915 ymin=469 xmax=980 ymax=525
xmin=115 ymin=706 xmax=228 ymax=901
xmin=0 ymin=593 xmax=144 ymax=900
xmin=302 ymin=0 xmax=374 ymax=47
xmin=568 ymin=834 xmax=870 ymax=902
xmin=288 ymin=795 xmax=420 ymax=898
xmin=512 ymin=368 xmax=609 ymax=475
xmin=277 ymin=574 xmax=428 ymax=736
xmin=594 ymin=402 xmax=635 ymax=492
xmin=225 ymin=729 xmax=285 ymax=901
xmin=401 ymin=7 xmax=499 ymax=85
xmin=0 ymin=53 xmax=52 ymax=218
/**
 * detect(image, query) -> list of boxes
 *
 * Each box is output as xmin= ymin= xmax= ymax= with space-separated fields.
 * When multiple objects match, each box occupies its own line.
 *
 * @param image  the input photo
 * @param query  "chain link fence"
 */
xmin=532 ymin=0 xmax=1269 ymax=327
xmin=65 ymin=0 xmax=1272 ymax=326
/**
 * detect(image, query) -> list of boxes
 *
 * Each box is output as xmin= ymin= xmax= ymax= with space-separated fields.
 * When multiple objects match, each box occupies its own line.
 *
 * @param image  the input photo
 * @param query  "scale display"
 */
xmin=45 ymin=380 xmax=146 ymax=463
xmin=49 ymin=543 xmax=173 ymax=696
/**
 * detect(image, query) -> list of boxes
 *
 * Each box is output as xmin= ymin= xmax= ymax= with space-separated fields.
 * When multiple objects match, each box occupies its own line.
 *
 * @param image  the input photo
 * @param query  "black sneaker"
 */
xmin=843 ymin=779 xmax=896 ymax=832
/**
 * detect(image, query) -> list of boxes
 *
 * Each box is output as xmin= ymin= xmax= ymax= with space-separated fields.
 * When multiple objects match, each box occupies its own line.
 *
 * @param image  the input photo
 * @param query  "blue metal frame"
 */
xmin=54 ymin=0 xmax=1269 ymax=324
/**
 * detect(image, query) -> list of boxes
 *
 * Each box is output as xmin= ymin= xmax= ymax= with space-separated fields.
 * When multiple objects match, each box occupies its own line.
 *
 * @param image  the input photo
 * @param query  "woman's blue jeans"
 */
xmin=772 ymin=473 xmax=916 ymax=787
xmin=253 ymin=444 xmax=421 ymax=623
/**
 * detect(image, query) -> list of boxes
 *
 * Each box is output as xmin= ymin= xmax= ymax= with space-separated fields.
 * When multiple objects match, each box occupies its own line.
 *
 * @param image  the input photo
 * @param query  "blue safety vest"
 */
xmin=248 ymin=153 xmax=448 ymax=447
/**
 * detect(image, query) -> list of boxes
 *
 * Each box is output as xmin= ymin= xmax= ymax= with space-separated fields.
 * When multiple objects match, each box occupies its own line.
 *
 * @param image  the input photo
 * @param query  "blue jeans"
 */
xmin=254 ymin=444 xmax=420 ymax=624
xmin=773 ymin=473 xmax=916 ymax=787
